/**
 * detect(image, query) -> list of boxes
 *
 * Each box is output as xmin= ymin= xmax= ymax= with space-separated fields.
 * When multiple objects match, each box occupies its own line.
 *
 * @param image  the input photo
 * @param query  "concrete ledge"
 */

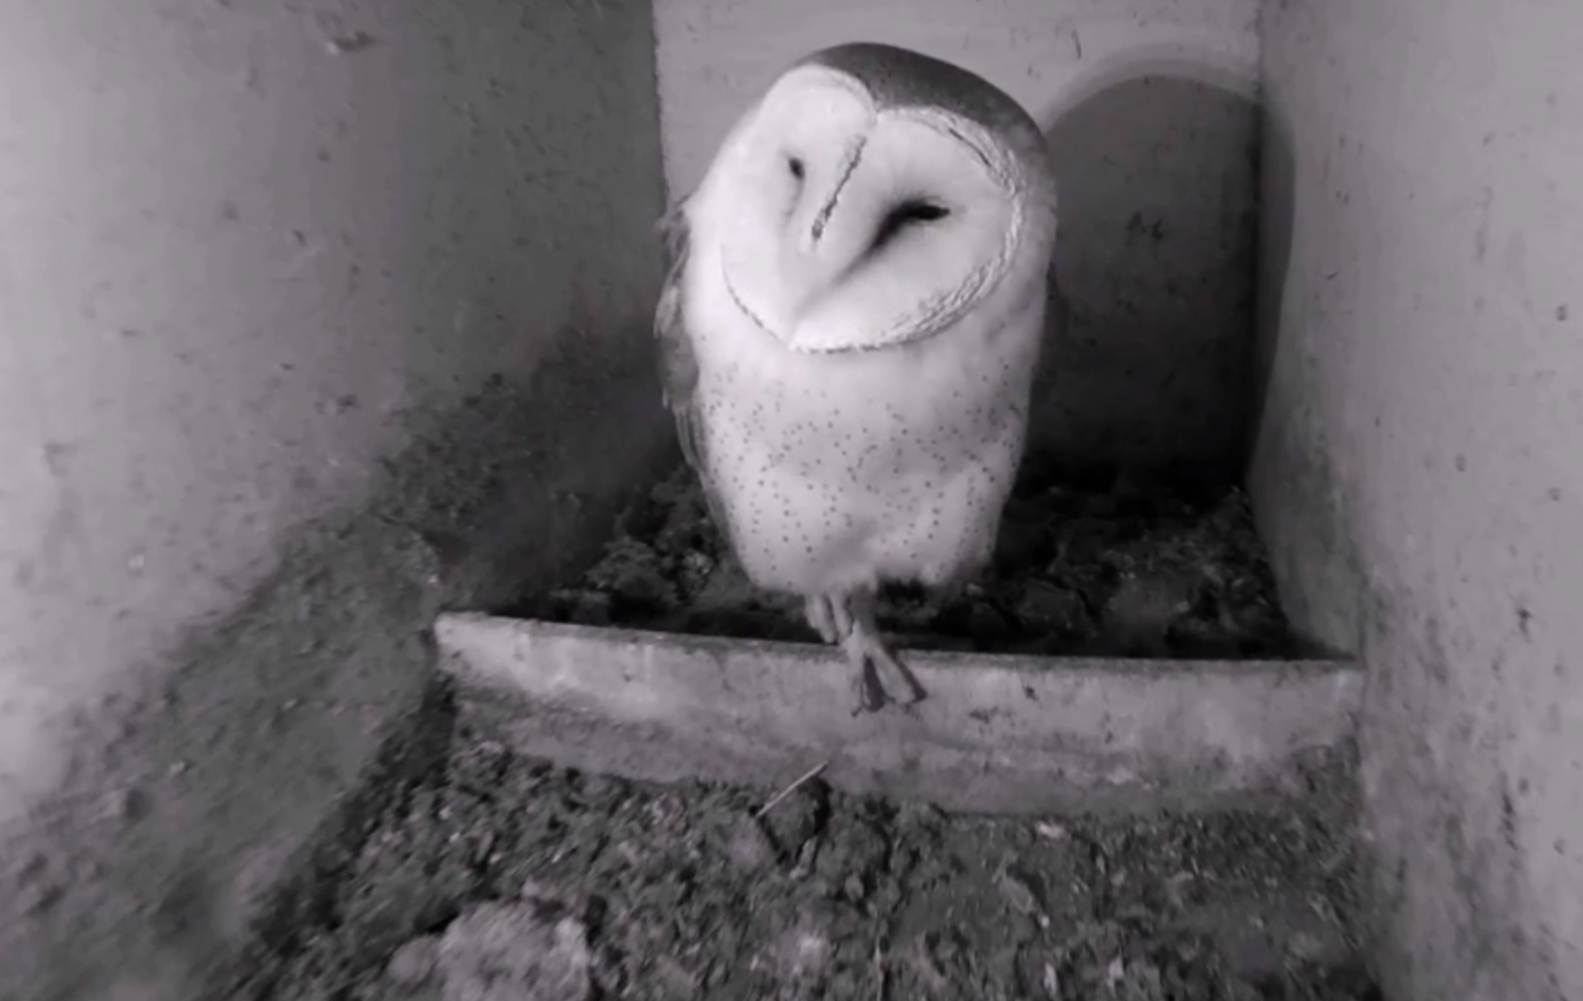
xmin=437 ymin=613 xmax=1364 ymax=815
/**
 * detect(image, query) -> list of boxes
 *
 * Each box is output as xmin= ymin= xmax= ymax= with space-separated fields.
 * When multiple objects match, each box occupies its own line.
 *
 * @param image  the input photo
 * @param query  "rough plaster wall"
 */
xmin=655 ymin=0 xmax=1261 ymax=469
xmin=1251 ymin=1 xmax=1583 ymax=998
xmin=0 ymin=0 xmax=669 ymax=997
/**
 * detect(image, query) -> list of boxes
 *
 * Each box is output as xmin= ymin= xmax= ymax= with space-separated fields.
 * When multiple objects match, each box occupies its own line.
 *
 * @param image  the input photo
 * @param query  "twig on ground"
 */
xmin=754 ymin=760 xmax=829 ymax=819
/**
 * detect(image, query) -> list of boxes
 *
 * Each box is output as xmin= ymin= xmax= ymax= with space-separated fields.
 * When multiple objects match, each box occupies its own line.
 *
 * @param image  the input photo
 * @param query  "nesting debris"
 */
xmin=383 ymin=890 xmax=592 ymax=1001
xmin=506 ymin=462 xmax=1297 ymax=660
xmin=235 ymin=718 xmax=1380 ymax=1001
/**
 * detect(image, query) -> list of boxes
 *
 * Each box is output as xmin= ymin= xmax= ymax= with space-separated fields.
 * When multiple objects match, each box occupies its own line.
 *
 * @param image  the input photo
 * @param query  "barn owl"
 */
xmin=655 ymin=42 xmax=1058 ymax=713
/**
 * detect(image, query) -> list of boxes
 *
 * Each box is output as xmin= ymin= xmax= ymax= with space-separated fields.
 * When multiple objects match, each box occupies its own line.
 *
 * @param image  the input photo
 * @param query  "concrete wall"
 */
xmin=0 ymin=0 xmax=670 ymax=997
xmin=654 ymin=0 xmax=1262 ymax=470
xmin=1252 ymin=1 xmax=1583 ymax=999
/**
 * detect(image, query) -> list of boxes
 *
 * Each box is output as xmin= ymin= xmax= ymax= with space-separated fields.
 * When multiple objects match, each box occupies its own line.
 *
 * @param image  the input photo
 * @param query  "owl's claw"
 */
xmin=809 ymin=591 xmax=923 ymax=713
xmin=843 ymin=618 xmax=925 ymax=715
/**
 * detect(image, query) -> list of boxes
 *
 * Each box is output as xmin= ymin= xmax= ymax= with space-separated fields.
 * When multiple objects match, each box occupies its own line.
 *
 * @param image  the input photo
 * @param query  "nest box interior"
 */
xmin=0 ymin=1 xmax=1576 ymax=1000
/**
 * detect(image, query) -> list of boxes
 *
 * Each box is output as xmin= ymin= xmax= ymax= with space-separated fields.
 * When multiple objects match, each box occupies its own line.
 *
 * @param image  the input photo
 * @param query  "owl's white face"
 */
xmin=697 ymin=63 xmax=1047 ymax=353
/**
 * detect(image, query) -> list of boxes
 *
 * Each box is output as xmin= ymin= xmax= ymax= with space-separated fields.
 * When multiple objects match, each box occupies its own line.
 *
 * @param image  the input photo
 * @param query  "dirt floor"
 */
xmin=508 ymin=462 xmax=1298 ymax=660
xmin=234 ymin=691 xmax=1378 ymax=1001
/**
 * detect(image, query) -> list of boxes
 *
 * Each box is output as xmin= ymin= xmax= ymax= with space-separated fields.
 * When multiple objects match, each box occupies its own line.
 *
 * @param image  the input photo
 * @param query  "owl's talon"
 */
xmin=850 ymin=668 xmax=883 ymax=716
xmin=843 ymin=627 xmax=925 ymax=714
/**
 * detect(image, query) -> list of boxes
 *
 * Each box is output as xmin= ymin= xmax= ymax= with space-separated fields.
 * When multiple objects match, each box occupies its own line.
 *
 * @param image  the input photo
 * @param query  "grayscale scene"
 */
xmin=0 ymin=3 xmax=1575 ymax=1001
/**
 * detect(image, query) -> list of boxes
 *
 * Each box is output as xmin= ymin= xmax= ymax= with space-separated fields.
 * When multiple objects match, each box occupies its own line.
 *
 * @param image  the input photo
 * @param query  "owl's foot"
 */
xmin=841 ymin=593 xmax=926 ymax=714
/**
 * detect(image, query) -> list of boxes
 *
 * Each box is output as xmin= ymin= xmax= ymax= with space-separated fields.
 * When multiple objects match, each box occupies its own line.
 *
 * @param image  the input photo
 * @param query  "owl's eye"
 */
xmin=787 ymin=156 xmax=805 ymax=180
xmin=871 ymin=199 xmax=951 ymax=250
xmin=896 ymin=201 xmax=949 ymax=223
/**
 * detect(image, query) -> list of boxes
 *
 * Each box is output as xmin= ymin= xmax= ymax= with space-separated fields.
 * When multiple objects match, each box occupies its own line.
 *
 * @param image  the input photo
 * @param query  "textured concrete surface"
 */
xmin=1250 ymin=1 xmax=1583 ymax=999
xmin=654 ymin=0 xmax=1262 ymax=469
xmin=438 ymin=614 xmax=1361 ymax=816
xmin=0 ymin=0 xmax=669 ymax=997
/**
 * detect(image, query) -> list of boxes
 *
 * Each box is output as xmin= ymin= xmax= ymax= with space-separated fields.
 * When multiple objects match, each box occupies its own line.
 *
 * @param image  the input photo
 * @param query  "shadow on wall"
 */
xmin=1029 ymin=62 xmax=1260 ymax=482
xmin=1247 ymin=102 xmax=1297 ymax=468
xmin=1243 ymin=101 xmax=1359 ymax=656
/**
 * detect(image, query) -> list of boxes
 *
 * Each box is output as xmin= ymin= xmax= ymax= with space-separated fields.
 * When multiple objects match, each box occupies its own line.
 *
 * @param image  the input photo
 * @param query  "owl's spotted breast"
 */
xmin=691 ymin=286 xmax=1044 ymax=598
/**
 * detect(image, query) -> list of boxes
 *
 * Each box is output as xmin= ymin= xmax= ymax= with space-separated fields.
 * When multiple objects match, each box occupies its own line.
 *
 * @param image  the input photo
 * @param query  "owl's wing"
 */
xmin=655 ymin=200 xmax=704 ymax=469
xmin=654 ymin=201 xmax=731 ymax=535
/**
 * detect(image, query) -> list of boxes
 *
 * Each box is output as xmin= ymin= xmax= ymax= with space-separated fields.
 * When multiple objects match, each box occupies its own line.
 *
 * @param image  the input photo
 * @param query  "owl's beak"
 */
xmin=782 ymin=222 xmax=834 ymax=324
xmin=798 ymin=137 xmax=867 ymax=255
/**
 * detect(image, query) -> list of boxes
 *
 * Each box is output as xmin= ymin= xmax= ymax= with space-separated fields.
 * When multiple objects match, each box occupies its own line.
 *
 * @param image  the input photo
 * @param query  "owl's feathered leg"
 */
xmin=840 ymin=589 xmax=926 ymax=714
xmin=804 ymin=594 xmax=851 ymax=644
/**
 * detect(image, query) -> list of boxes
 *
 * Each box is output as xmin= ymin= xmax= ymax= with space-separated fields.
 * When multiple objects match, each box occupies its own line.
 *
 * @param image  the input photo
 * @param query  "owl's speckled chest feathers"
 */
xmin=682 ymin=246 xmax=1047 ymax=599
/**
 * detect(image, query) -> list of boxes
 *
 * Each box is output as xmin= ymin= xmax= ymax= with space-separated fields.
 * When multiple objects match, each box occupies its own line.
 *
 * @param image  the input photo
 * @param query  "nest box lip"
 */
xmin=450 ymin=614 xmax=1351 ymax=675
xmin=434 ymin=611 xmax=1362 ymax=816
